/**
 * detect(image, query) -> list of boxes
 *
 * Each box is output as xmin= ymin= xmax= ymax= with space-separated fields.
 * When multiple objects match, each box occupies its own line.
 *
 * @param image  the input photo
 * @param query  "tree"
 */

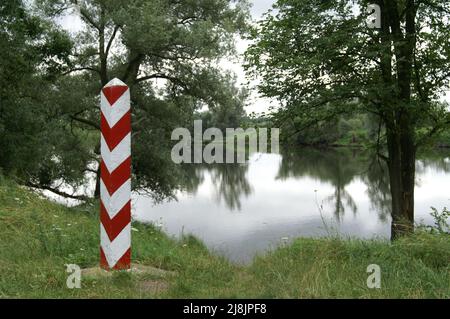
xmin=32 ymin=0 xmax=250 ymax=200
xmin=0 ymin=0 xmax=74 ymax=188
xmin=196 ymin=73 xmax=247 ymax=130
xmin=245 ymin=0 xmax=450 ymax=238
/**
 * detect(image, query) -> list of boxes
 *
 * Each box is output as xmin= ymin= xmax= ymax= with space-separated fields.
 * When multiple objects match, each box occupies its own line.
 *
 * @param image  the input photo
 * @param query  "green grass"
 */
xmin=0 ymin=176 xmax=449 ymax=298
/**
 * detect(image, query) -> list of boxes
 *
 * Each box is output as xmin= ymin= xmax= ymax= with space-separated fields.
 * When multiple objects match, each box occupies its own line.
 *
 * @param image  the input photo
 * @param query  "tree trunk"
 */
xmin=386 ymin=120 xmax=416 ymax=240
xmin=382 ymin=0 xmax=417 ymax=239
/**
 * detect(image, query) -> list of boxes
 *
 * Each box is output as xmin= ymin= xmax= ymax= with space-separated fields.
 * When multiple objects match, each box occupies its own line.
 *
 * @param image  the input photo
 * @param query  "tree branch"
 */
xmin=27 ymin=182 xmax=89 ymax=201
xmin=122 ymin=53 xmax=144 ymax=83
xmin=415 ymin=116 xmax=450 ymax=147
xmin=62 ymin=67 xmax=100 ymax=76
xmin=105 ymin=25 xmax=120 ymax=59
xmin=72 ymin=0 xmax=100 ymax=31
xmin=70 ymin=115 xmax=100 ymax=130
xmin=135 ymin=73 xmax=188 ymax=89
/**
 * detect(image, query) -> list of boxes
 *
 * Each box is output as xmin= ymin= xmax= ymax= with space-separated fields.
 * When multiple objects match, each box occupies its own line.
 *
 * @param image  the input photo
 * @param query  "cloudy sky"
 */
xmin=221 ymin=0 xmax=277 ymax=114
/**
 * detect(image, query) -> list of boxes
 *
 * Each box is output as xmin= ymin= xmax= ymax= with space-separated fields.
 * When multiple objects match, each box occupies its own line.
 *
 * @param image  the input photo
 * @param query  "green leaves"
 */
xmin=11 ymin=0 xmax=251 ymax=200
xmin=245 ymin=0 xmax=450 ymax=144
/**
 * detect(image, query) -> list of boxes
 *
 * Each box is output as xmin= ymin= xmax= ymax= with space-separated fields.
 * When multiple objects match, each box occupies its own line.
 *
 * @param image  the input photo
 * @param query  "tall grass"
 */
xmin=0 ymin=177 xmax=448 ymax=298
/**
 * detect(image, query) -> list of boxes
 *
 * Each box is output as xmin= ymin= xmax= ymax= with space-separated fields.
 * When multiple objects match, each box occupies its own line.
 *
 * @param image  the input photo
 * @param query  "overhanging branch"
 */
xmin=27 ymin=182 xmax=89 ymax=201
xmin=62 ymin=67 xmax=100 ymax=76
xmin=135 ymin=73 xmax=189 ymax=90
xmin=70 ymin=115 xmax=100 ymax=130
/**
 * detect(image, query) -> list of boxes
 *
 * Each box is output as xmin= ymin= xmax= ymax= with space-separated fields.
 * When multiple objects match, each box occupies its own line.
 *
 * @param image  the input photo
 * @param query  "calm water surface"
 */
xmin=133 ymin=148 xmax=450 ymax=263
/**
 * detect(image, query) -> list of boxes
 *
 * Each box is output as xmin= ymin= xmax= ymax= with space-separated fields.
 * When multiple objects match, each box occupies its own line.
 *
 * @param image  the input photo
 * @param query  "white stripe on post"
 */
xmin=100 ymin=78 xmax=131 ymax=270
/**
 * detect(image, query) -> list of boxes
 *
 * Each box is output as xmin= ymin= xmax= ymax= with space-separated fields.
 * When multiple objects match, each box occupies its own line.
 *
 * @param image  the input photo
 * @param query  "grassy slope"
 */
xmin=0 ymin=176 xmax=449 ymax=298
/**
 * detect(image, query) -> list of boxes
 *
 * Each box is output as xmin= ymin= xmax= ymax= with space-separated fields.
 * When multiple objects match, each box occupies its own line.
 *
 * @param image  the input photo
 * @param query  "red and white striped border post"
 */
xmin=100 ymin=78 xmax=131 ymax=270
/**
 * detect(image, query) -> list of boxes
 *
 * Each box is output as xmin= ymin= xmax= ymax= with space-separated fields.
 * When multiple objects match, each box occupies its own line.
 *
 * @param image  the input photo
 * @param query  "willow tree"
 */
xmin=33 ymin=0 xmax=250 ymax=201
xmin=246 ymin=0 xmax=450 ymax=238
xmin=0 ymin=1 xmax=75 ymax=184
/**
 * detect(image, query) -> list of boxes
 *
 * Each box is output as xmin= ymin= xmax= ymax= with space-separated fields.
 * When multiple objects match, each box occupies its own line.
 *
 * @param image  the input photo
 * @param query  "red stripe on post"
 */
xmin=112 ymin=248 xmax=131 ymax=270
xmin=100 ymin=200 xmax=131 ymax=241
xmin=101 ymin=247 xmax=131 ymax=271
xmin=101 ymin=111 xmax=131 ymax=151
xmin=100 ymin=157 xmax=131 ymax=195
xmin=102 ymin=85 xmax=129 ymax=106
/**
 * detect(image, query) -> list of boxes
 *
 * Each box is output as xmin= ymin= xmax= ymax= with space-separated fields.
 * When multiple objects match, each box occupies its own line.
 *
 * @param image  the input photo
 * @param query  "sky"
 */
xmin=219 ymin=0 xmax=278 ymax=114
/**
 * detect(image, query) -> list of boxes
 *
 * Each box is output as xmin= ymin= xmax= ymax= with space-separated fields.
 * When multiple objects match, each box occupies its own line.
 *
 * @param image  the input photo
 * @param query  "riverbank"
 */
xmin=0 ymin=177 xmax=449 ymax=298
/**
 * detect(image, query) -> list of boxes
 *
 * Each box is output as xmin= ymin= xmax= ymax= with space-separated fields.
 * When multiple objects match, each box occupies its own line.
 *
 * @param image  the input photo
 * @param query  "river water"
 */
xmin=42 ymin=148 xmax=450 ymax=263
xmin=131 ymin=148 xmax=450 ymax=263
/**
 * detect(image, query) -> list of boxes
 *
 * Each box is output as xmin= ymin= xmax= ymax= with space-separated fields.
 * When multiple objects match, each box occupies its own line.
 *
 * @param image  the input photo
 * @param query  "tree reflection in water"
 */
xmin=277 ymin=148 xmax=365 ymax=222
xmin=178 ymin=147 xmax=450 ymax=227
xmin=181 ymin=162 xmax=252 ymax=210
